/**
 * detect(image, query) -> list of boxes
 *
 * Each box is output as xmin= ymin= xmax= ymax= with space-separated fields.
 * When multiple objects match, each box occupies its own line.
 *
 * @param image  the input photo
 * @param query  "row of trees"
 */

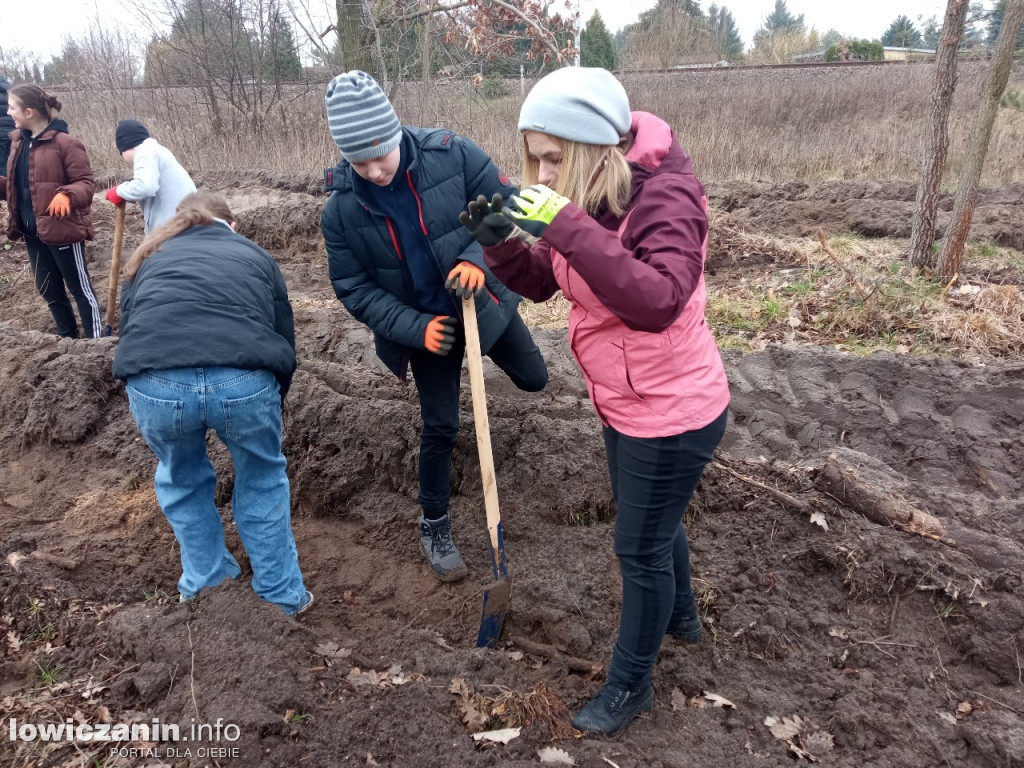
xmin=577 ymin=0 xmax=1024 ymax=71
xmin=882 ymin=1 xmax=1024 ymax=49
xmin=6 ymin=0 xmax=1024 ymax=92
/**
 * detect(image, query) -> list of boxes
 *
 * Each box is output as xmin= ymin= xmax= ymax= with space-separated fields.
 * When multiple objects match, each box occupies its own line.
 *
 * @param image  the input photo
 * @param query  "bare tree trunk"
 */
xmin=908 ymin=0 xmax=969 ymax=269
xmin=937 ymin=0 xmax=1024 ymax=278
xmin=336 ymin=0 xmax=374 ymax=73
xmin=421 ymin=4 xmax=432 ymax=86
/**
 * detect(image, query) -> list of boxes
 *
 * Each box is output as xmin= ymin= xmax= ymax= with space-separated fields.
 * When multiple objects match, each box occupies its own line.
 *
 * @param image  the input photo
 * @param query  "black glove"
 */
xmin=425 ymin=315 xmax=458 ymax=356
xmin=459 ymin=193 xmax=515 ymax=247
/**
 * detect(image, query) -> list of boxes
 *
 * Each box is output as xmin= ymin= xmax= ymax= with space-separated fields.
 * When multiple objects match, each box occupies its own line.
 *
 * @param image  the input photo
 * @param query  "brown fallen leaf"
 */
xmin=765 ymin=714 xmax=811 ymax=740
xmin=764 ymin=714 xmax=833 ymax=762
xmin=538 ymin=746 xmax=575 ymax=765
xmin=670 ymin=687 xmax=688 ymax=711
xmin=701 ymin=691 xmax=736 ymax=709
xmin=802 ymin=730 xmax=834 ymax=755
xmin=471 ymin=727 xmax=520 ymax=744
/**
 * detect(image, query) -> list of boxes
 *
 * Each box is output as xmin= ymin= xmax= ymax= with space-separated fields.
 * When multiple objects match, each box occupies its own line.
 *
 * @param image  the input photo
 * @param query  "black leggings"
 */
xmin=603 ymin=407 xmax=729 ymax=690
xmin=24 ymin=232 xmax=102 ymax=338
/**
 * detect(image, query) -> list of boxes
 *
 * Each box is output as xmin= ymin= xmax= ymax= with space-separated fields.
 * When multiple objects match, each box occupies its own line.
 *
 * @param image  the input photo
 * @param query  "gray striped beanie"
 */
xmin=325 ymin=71 xmax=402 ymax=163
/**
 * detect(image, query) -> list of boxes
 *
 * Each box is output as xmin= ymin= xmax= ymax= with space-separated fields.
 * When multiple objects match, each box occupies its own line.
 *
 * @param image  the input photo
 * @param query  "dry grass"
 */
xmin=517 ymin=229 xmax=1024 ymax=361
xmin=55 ymin=61 xmax=1024 ymax=187
xmin=517 ymin=294 xmax=570 ymax=329
xmin=705 ymin=232 xmax=1024 ymax=359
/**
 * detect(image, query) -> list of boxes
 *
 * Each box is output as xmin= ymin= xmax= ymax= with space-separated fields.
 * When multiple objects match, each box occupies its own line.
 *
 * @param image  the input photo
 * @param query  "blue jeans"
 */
xmin=126 ymin=367 xmax=308 ymax=614
xmin=410 ymin=313 xmax=547 ymax=519
xmin=603 ymin=408 xmax=728 ymax=690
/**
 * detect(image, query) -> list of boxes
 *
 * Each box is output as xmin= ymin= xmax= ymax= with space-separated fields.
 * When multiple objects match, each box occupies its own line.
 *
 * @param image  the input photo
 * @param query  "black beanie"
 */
xmin=115 ymin=119 xmax=150 ymax=153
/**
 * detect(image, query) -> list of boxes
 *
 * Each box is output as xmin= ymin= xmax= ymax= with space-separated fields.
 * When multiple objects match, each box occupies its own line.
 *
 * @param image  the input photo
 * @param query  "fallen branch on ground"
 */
xmin=508 ymin=636 xmax=601 ymax=676
xmin=818 ymin=228 xmax=873 ymax=300
xmin=712 ymin=460 xmax=808 ymax=511
xmin=816 ymin=453 xmax=954 ymax=544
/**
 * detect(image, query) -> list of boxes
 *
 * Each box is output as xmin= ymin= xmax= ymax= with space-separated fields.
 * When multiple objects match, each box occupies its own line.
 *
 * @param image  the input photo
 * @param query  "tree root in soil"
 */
xmin=508 ymin=636 xmax=602 ymax=677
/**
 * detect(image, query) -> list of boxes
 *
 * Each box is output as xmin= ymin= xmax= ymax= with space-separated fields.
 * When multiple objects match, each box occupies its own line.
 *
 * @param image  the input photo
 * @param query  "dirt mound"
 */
xmin=2 ymin=178 xmax=1023 ymax=767
xmin=708 ymin=180 xmax=1024 ymax=248
xmin=1 ymin=315 xmax=1022 ymax=767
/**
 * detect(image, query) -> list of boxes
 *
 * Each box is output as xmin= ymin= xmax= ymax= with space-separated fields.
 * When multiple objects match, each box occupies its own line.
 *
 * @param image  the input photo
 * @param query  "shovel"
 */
xmin=462 ymin=294 xmax=512 ymax=647
xmin=102 ymin=205 xmax=126 ymax=337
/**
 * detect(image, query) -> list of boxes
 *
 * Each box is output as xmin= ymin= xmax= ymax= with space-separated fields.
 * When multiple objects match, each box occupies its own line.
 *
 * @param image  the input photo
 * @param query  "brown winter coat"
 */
xmin=2 ymin=122 xmax=95 ymax=244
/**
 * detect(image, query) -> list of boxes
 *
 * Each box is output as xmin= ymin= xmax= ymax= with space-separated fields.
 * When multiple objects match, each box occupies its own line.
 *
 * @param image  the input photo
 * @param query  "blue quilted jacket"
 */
xmin=321 ymin=127 xmax=520 ymax=379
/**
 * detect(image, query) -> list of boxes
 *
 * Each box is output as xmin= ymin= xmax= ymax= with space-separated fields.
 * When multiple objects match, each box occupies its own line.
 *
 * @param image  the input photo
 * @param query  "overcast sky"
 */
xmin=3 ymin=0 xmax=967 ymax=63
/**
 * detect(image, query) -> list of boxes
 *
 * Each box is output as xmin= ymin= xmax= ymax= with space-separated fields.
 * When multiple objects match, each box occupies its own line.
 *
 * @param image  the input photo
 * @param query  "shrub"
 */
xmin=826 ymin=40 xmax=885 ymax=62
xmin=481 ymin=77 xmax=510 ymax=100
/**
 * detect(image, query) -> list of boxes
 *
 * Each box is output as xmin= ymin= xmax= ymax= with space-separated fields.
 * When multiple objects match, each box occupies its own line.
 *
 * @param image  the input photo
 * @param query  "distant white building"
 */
xmin=882 ymin=47 xmax=936 ymax=61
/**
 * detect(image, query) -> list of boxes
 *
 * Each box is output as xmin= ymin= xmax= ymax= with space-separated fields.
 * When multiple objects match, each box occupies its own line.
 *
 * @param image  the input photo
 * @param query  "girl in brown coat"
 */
xmin=2 ymin=84 xmax=100 ymax=338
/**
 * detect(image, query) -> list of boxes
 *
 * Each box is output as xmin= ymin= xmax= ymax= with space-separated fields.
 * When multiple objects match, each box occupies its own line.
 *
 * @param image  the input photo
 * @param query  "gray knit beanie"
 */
xmin=518 ymin=67 xmax=631 ymax=145
xmin=325 ymin=71 xmax=402 ymax=162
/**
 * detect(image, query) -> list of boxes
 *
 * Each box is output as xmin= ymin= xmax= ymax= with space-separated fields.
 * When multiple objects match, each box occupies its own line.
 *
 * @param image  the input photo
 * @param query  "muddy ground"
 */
xmin=1 ymin=174 xmax=1022 ymax=768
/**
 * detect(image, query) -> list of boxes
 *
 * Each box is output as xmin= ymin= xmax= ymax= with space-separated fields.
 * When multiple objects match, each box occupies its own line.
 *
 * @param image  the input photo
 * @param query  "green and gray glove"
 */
xmin=506 ymin=184 xmax=570 ymax=239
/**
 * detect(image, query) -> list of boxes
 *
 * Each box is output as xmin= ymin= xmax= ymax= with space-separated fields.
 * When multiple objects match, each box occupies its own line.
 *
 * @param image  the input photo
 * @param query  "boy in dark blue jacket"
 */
xmin=321 ymin=71 xmax=547 ymax=582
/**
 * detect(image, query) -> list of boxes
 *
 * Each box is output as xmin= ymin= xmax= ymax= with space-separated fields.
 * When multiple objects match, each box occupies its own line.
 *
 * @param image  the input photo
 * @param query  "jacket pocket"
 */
xmin=621 ymin=332 xmax=680 ymax=401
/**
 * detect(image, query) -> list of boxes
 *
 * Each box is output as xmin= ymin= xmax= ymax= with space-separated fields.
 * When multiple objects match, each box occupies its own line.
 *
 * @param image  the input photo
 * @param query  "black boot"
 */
xmin=666 ymin=614 xmax=703 ymax=644
xmin=571 ymin=681 xmax=654 ymax=736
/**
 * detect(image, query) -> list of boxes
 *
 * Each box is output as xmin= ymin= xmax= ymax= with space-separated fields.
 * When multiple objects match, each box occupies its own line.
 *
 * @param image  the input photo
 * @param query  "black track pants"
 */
xmin=24 ymin=232 xmax=102 ymax=338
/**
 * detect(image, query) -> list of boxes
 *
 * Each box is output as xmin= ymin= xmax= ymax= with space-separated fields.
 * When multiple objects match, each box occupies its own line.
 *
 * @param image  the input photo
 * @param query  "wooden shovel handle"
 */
xmin=105 ymin=205 xmax=126 ymax=331
xmin=462 ymin=295 xmax=502 ymax=553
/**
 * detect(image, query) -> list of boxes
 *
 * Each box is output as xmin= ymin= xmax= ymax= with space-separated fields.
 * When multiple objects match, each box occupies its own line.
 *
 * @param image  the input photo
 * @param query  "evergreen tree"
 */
xmin=708 ymin=4 xmax=744 ymax=61
xmin=751 ymin=0 xmax=810 ymax=63
xmin=821 ymin=29 xmax=843 ymax=48
xmin=987 ymin=0 xmax=1024 ymax=48
xmin=881 ymin=15 xmax=923 ymax=47
xmin=263 ymin=10 xmax=302 ymax=81
xmin=581 ymin=11 xmax=616 ymax=70
xmin=150 ymin=0 xmax=255 ymax=84
xmin=961 ymin=2 xmax=988 ymax=49
xmin=762 ymin=0 xmax=804 ymax=33
xmin=921 ymin=16 xmax=941 ymax=49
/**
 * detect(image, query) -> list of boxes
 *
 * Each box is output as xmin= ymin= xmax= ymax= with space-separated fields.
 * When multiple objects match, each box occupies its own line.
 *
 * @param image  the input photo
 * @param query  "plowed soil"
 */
xmin=1 ymin=174 xmax=1022 ymax=768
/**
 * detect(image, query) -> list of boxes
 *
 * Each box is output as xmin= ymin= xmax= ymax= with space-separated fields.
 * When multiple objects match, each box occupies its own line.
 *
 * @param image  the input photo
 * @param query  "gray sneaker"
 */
xmin=418 ymin=515 xmax=469 ymax=582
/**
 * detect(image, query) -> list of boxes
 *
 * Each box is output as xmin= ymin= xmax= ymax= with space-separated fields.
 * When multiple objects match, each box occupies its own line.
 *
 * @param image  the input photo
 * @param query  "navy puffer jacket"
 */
xmin=112 ymin=223 xmax=297 ymax=396
xmin=321 ymin=127 xmax=520 ymax=379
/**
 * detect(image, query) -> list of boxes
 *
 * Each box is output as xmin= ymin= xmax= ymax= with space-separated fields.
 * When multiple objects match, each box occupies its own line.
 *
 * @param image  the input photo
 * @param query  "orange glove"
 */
xmin=47 ymin=192 xmax=71 ymax=217
xmin=445 ymin=262 xmax=485 ymax=300
xmin=424 ymin=315 xmax=457 ymax=355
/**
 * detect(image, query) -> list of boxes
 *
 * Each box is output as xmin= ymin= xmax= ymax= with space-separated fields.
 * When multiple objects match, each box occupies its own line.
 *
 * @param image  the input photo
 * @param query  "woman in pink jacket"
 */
xmin=461 ymin=66 xmax=730 ymax=736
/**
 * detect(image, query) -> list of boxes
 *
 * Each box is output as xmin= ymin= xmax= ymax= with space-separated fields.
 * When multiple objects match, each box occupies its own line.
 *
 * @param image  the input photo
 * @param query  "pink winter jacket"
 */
xmin=484 ymin=112 xmax=729 ymax=438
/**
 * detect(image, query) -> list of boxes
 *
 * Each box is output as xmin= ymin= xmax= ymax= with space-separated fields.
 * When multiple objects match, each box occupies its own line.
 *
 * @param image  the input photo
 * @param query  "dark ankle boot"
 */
xmin=571 ymin=681 xmax=654 ymax=735
xmin=666 ymin=614 xmax=703 ymax=644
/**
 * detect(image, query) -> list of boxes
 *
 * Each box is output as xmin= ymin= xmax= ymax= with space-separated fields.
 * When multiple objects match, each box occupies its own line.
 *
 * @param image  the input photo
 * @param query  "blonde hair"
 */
xmin=124 ymin=190 xmax=235 ymax=279
xmin=521 ymin=137 xmax=632 ymax=217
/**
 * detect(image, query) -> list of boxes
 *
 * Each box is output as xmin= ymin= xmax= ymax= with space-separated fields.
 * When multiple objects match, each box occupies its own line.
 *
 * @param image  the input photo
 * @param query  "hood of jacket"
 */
xmin=624 ymin=111 xmax=696 ymax=199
